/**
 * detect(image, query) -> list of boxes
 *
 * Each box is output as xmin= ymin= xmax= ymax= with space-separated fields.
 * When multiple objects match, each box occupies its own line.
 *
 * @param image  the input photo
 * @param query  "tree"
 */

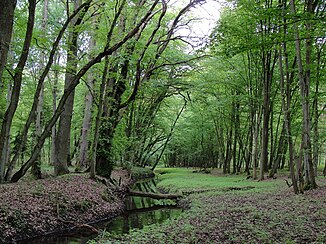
xmin=0 ymin=0 xmax=16 ymax=86
xmin=54 ymin=0 xmax=83 ymax=176
xmin=0 ymin=0 xmax=36 ymax=182
xmin=10 ymin=0 xmax=162 ymax=182
xmin=289 ymin=0 xmax=318 ymax=189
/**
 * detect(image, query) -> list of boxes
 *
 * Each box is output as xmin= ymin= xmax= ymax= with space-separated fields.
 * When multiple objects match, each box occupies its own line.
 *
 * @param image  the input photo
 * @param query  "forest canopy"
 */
xmin=0 ymin=0 xmax=325 ymax=194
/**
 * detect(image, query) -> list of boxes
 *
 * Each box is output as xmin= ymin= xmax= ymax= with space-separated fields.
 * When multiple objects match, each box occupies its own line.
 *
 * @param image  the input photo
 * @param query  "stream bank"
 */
xmin=21 ymin=177 xmax=183 ymax=243
xmin=0 ymin=169 xmax=152 ymax=243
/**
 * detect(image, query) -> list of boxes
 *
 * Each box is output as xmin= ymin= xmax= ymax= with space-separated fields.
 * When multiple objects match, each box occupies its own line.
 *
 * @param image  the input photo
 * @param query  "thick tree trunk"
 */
xmin=260 ymin=53 xmax=273 ymax=180
xmin=78 ymin=79 xmax=94 ymax=168
xmin=78 ymin=36 xmax=95 ymax=169
xmin=0 ymin=0 xmax=35 ymax=182
xmin=289 ymin=0 xmax=317 ymax=189
xmin=0 ymin=0 xmax=16 ymax=85
xmin=54 ymin=0 xmax=82 ymax=176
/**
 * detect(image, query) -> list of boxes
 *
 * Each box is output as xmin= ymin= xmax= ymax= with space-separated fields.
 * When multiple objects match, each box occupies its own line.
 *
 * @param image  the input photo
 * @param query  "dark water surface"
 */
xmin=19 ymin=179 xmax=182 ymax=244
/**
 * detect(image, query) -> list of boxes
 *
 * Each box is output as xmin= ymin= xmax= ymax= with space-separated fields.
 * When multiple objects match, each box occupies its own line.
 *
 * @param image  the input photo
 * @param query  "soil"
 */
xmin=0 ymin=170 xmax=132 ymax=243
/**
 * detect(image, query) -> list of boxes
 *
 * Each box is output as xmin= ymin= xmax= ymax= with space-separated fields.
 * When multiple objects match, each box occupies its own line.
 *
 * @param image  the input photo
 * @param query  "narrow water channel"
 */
xmin=21 ymin=179 xmax=182 ymax=244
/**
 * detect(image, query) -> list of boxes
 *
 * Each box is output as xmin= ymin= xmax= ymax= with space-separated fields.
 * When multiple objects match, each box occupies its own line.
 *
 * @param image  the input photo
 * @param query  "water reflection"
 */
xmin=18 ymin=178 xmax=182 ymax=244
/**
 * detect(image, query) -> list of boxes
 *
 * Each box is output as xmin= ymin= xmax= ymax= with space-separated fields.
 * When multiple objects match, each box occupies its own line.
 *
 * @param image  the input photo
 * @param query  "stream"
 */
xmin=21 ymin=178 xmax=183 ymax=244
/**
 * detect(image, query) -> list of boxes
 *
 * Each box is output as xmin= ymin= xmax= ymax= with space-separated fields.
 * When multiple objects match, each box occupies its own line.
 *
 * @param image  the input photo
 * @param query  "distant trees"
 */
xmin=165 ymin=0 xmax=325 ymax=192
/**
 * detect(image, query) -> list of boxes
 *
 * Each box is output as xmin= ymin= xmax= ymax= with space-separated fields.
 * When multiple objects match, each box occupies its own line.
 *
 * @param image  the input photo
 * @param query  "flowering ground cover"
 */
xmin=94 ymin=168 xmax=326 ymax=243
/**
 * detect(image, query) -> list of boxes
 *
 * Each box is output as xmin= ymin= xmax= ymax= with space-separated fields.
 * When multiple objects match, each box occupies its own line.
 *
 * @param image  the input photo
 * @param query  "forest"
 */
xmin=0 ymin=0 xmax=325 ymax=243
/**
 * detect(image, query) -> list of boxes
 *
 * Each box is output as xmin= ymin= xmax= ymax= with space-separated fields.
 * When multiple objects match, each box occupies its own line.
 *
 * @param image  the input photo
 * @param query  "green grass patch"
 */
xmin=155 ymin=167 xmax=283 ymax=193
xmin=93 ymin=167 xmax=326 ymax=244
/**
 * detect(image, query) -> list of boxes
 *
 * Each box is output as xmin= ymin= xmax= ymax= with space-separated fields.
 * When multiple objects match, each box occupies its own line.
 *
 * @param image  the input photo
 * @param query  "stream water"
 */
xmin=20 ymin=179 xmax=182 ymax=244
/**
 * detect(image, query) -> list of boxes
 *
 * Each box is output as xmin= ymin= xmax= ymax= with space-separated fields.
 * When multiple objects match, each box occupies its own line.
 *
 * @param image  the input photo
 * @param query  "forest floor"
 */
xmin=93 ymin=168 xmax=326 ymax=244
xmin=0 ymin=169 xmax=142 ymax=243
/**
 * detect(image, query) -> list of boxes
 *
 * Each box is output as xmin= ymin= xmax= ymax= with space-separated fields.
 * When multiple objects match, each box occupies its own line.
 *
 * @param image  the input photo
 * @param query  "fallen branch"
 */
xmin=129 ymin=190 xmax=182 ymax=200
xmin=58 ymin=218 xmax=99 ymax=234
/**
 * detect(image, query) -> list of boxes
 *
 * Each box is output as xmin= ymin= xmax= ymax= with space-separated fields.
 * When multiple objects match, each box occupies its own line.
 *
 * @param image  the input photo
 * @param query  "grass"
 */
xmin=92 ymin=167 xmax=326 ymax=244
xmin=155 ymin=167 xmax=283 ymax=193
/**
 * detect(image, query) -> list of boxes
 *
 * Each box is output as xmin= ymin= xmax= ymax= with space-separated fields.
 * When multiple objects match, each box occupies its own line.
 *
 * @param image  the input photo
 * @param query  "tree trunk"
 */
xmin=278 ymin=44 xmax=299 ymax=193
xmin=32 ymin=0 xmax=49 ymax=179
xmin=78 ymin=37 xmax=95 ymax=169
xmin=260 ymin=51 xmax=273 ymax=180
xmin=252 ymin=111 xmax=260 ymax=180
xmin=269 ymin=122 xmax=286 ymax=178
xmin=54 ymin=0 xmax=82 ymax=176
xmin=151 ymin=101 xmax=186 ymax=171
xmin=0 ymin=0 xmax=16 ymax=85
xmin=312 ymin=47 xmax=322 ymax=176
xmin=289 ymin=0 xmax=317 ymax=189
xmin=0 ymin=0 xmax=36 ymax=182
xmin=50 ymin=56 xmax=59 ymax=166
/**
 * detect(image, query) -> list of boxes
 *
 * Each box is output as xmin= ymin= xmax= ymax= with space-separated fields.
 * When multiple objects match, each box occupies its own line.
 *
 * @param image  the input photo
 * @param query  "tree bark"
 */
xmin=279 ymin=45 xmax=299 ymax=193
xmin=0 ymin=0 xmax=16 ymax=86
xmin=0 ymin=0 xmax=36 ymax=182
xmin=77 ymin=19 xmax=97 ymax=170
xmin=54 ymin=0 xmax=82 ymax=176
xmin=32 ymin=0 xmax=49 ymax=179
xmin=289 ymin=0 xmax=317 ymax=189
xmin=51 ymin=56 xmax=60 ymax=166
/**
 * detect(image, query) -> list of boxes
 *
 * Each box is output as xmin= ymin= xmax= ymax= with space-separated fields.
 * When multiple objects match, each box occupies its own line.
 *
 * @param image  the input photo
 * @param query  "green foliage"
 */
xmin=155 ymin=168 xmax=282 ymax=193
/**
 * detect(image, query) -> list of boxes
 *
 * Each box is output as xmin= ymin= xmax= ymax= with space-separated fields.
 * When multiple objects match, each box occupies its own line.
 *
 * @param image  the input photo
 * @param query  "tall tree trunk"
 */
xmin=0 ymin=0 xmax=16 ymax=86
xmin=78 ymin=81 xmax=94 ymax=169
xmin=289 ymin=0 xmax=317 ymax=189
xmin=54 ymin=0 xmax=82 ymax=176
xmin=312 ymin=47 xmax=322 ymax=176
xmin=252 ymin=111 xmax=260 ymax=180
xmin=0 ymin=0 xmax=36 ymax=182
xmin=78 ymin=36 xmax=96 ymax=169
xmin=32 ymin=0 xmax=49 ymax=179
xmin=50 ymin=56 xmax=59 ymax=166
xmin=260 ymin=51 xmax=274 ymax=180
xmin=279 ymin=45 xmax=299 ymax=193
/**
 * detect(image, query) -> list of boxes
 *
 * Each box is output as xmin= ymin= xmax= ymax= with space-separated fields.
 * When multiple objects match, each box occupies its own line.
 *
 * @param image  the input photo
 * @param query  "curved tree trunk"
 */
xmin=0 ymin=0 xmax=35 ymax=182
xmin=0 ymin=0 xmax=17 ymax=181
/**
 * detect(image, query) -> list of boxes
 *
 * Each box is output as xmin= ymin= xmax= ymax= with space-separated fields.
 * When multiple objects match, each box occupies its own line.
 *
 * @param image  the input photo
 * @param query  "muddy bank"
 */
xmin=0 ymin=170 xmax=135 ymax=243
